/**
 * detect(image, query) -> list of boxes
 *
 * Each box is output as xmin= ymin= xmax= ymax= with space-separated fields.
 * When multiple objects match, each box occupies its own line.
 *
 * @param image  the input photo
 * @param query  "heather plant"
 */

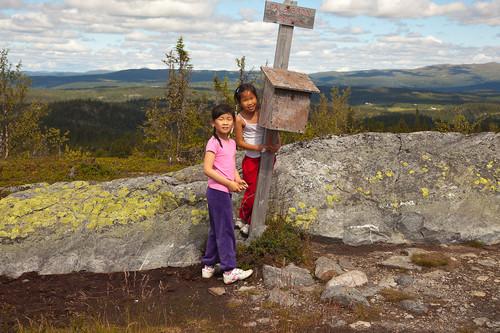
xmin=237 ymin=212 xmax=312 ymax=269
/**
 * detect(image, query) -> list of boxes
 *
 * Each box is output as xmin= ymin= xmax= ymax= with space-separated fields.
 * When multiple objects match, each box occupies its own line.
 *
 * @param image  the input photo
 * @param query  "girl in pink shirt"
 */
xmin=201 ymin=104 xmax=253 ymax=284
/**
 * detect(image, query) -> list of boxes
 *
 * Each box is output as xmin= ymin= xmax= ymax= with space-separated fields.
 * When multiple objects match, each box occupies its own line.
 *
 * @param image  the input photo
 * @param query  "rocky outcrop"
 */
xmin=273 ymin=132 xmax=499 ymax=245
xmin=0 ymin=132 xmax=498 ymax=278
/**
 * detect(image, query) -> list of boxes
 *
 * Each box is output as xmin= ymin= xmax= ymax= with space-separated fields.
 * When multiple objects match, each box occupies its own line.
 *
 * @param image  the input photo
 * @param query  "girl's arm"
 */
xmin=203 ymin=151 xmax=242 ymax=193
xmin=268 ymin=132 xmax=281 ymax=153
xmin=235 ymin=114 xmax=266 ymax=152
xmin=234 ymin=168 xmax=248 ymax=189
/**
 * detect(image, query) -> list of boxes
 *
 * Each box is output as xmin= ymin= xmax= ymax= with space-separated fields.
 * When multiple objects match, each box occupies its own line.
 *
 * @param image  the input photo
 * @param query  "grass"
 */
xmin=379 ymin=288 xmax=415 ymax=303
xmin=0 ymin=156 xmax=185 ymax=190
xmin=352 ymin=303 xmax=382 ymax=322
xmin=411 ymin=252 xmax=450 ymax=267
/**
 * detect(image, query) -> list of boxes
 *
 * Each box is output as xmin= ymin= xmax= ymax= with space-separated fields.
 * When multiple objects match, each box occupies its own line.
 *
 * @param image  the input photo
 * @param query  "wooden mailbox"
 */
xmin=259 ymin=66 xmax=320 ymax=133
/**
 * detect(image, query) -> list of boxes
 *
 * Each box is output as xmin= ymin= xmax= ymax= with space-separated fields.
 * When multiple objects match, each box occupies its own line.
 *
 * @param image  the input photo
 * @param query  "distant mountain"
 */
xmin=29 ymin=63 xmax=500 ymax=92
xmin=28 ymin=70 xmax=114 ymax=77
xmin=309 ymin=62 xmax=500 ymax=92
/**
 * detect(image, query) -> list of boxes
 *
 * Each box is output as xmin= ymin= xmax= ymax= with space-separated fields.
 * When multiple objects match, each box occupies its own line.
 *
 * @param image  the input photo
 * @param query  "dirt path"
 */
xmin=0 ymin=241 xmax=498 ymax=332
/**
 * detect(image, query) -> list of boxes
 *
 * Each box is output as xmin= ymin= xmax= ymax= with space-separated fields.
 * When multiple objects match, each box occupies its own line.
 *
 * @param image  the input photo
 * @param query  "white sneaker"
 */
xmin=240 ymin=223 xmax=249 ymax=236
xmin=235 ymin=218 xmax=246 ymax=229
xmin=223 ymin=268 xmax=253 ymax=284
xmin=202 ymin=265 xmax=215 ymax=278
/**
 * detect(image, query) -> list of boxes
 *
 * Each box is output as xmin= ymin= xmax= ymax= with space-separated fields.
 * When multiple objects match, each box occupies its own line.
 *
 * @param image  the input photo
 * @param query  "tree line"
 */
xmin=1 ymin=41 xmax=499 ymax=163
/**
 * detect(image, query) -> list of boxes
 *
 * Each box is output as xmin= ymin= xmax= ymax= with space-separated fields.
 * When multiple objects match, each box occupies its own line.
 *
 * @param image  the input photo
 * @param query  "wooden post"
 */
xmin=249 ymin=0 xmax=315 ymax=233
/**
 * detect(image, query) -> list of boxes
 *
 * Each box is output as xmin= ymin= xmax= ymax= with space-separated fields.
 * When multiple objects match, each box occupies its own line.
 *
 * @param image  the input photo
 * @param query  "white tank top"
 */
xmin=238 ymin=114 xmax=265 ymax=158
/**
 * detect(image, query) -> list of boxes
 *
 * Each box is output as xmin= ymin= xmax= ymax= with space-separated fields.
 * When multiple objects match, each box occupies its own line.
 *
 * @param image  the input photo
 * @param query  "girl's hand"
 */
xmin=228 ymin=181 xmax=243 ymax=193
xmin=268 ymin=143 xmax=280 ymax=153
xmin=238 ymin=180 xmax=248 ymax=190
xmin=256 ymin=144 xmax=267 ymax=152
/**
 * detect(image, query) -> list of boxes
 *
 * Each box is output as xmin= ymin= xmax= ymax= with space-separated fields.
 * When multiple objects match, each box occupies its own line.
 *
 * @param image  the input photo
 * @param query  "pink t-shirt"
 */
xmin=206 ymin=136 xmax=236 ymax=193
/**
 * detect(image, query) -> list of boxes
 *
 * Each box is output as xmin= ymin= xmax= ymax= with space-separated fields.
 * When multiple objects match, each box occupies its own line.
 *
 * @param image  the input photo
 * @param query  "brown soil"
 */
xmin=0 ymin=240 xmax=498 ymax=332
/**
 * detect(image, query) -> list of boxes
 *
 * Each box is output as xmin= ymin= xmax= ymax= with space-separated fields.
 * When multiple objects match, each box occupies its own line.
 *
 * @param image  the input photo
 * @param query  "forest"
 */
xmin=2 ymin=40 xmax=500 ymax=165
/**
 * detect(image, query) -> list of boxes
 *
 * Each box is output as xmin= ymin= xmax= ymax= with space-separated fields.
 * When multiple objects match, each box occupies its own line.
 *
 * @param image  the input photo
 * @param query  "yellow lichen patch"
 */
xmin=298 ymin=202 xmax=306 ymax=209
xmin=422 ymin=155 xmax=430 ymax=160
xmin=189 ymin=195 xmax=197 ymax=205
xmin=191 ymin=209 xmax=208 ymax=225
xmin=409 ymin=170 xmax=415 ymax=174
xmin=0 ymin=183 xmax=166 ymax=239
xmin=326 ymin=194 xmax=340 ymax=205
xmin=289 ymin=207 xmax=296 ymax=213
xmin=422 ymin=168 xmax=428 ymax=172
xmin=422 ymin=188 xmax=429 ymax=197
xmin=385 ymin=171 xmax=394 ymax=177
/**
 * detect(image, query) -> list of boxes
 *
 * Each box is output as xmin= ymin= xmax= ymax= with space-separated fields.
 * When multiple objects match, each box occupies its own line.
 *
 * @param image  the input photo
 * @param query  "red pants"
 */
xmin=238 ymin=155 xmax=275 ymax=224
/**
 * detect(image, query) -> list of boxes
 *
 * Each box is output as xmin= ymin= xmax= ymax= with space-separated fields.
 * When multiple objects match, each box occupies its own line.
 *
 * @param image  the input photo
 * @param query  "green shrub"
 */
xmin=466 ymin=240 xmax=485 ymax=248
xmin=237 ymin=213 xmax=312 ymax=269
xmin=77 ymin=161 xmax=117 ymax=178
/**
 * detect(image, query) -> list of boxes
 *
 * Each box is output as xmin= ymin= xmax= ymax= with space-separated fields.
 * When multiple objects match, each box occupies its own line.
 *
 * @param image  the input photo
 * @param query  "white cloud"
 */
xmin=320 ymin=0 xmax=468 ymax=19
xmin=63 ymin=0 xmax=214 ymax=18
xmin=32 ymin=39 xmax=91 ymax=52
xmin=0 ymin=0 xmax=25 ymax=9
xmin=458 ymin=0 xmax=500 ymax=26
xmin=331 ymin=26 xmax=367 ymax=34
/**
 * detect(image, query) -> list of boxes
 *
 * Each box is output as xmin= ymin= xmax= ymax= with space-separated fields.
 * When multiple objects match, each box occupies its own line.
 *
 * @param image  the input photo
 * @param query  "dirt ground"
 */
xmin=0 ymin=239 xmax=498 ymax=332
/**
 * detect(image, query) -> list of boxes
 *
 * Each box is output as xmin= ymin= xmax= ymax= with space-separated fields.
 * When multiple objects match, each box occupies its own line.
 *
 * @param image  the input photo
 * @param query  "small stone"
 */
xmin=379 ymin=275 xmax=397 ymax=287
xmin=477 ymin=276 xmax=489 ymax=281
xmin=349 ymin=321 xmax=371 ymax=329
xmin=477 ymin=259 xmax=496 ymax=267
xmin=338 ymin=258 xmax=356 ymax=270
xmin=399 ymin=300 xmax=428 ymax=314
xmin=208 ymin=287 xmax=226 ymax=296
xmin=326 ymin=270 xmax=368 ymax=288
xmin=396 ymin=274 xmax=415 ymax=285
xmin=378 ymin=255 xmax=421 ymax=271
xmin=472 ymin=291 xmax=486 ymax=297
xmin=473 ymin=317 xmax=488 ymax=327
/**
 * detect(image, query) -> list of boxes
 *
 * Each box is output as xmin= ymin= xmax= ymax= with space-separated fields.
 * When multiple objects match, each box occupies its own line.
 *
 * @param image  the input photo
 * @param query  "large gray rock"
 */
xmin=0 ymin=173 xmax=213 ymax=278
xmin=0 ymin=132 xmax=498 ymax=278
xmin=272 ymin=132 xmax=499 ymax=245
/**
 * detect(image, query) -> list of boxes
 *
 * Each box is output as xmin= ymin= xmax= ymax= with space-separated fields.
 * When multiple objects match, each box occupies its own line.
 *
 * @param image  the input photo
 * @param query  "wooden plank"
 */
xmin=264 ymin=1 xmax=315 ymax=29
xmin=249 ymin=129 xmax=279 ymax=232
xmin=250 ymin=2 xmax=296 ymax=233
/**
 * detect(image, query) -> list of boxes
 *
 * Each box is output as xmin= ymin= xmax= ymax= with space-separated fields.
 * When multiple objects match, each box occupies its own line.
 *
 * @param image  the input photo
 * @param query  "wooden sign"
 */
xmin=263 ymin=1 xmax=316 ymax=29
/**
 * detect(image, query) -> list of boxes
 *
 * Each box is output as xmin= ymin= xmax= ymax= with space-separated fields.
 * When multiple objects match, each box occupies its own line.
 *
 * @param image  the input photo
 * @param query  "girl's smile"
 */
xmin=239 ymin=90 xmax=258 ymax=113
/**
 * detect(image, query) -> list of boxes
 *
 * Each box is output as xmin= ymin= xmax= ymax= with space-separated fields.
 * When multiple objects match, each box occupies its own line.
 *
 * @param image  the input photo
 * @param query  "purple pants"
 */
xmin=202 ymin=187 xmax=236 ymax=272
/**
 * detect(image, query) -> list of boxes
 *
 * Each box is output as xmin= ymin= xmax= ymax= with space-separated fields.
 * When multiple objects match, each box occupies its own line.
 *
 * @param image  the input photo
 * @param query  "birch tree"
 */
xmin=0 ymin=48 xmax=31 ymax=158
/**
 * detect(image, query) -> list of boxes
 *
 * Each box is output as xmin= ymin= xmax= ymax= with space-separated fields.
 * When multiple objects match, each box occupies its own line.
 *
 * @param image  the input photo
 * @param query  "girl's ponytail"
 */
xmin=213 ymin=126 xmax=222 ymax=147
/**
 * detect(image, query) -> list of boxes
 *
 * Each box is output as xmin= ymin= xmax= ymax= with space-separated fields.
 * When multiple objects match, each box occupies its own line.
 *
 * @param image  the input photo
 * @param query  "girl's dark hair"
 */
xmin=211 ymin=104 xmax=235 ymax=147
xmin=234 ymin=83 xmax=258 ymax=108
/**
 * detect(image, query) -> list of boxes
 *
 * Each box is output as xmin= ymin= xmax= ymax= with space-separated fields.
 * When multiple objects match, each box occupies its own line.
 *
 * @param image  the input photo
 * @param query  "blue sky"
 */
xmin=1 ymin=0 xmax=498 ymax=73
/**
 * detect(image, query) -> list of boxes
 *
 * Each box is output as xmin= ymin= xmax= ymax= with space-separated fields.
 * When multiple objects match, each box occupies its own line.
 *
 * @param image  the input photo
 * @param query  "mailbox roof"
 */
xmin=261 ymin=66 xmax=320 ymax=93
